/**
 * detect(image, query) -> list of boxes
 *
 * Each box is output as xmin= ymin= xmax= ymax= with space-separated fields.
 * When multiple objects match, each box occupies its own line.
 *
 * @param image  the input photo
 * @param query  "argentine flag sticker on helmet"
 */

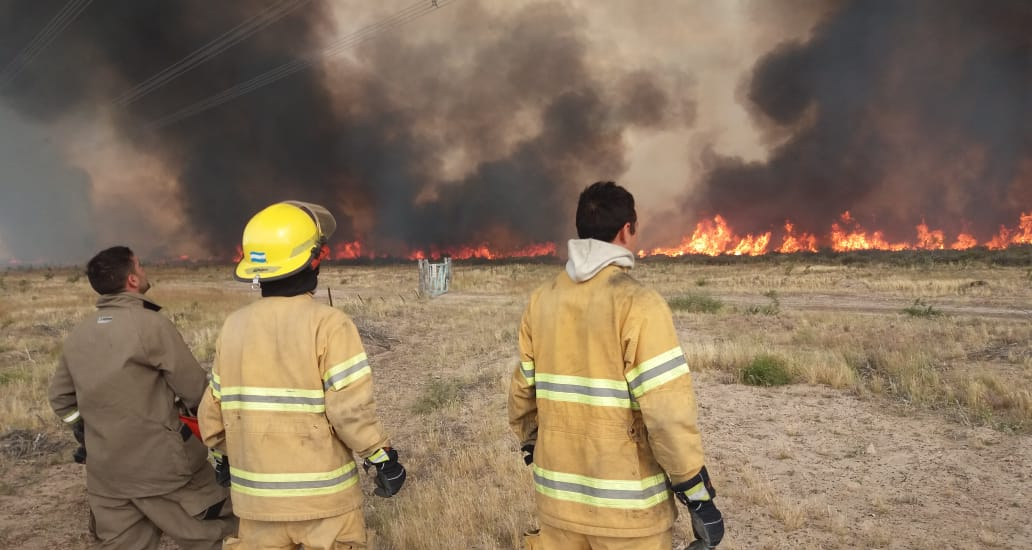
xmin=250 ymin=251 xmax=267 ymax=264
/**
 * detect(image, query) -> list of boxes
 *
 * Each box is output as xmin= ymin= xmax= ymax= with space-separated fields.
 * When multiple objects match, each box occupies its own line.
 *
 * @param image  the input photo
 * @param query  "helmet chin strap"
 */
xmin=251 ymin=275 xmax=261 ymax=291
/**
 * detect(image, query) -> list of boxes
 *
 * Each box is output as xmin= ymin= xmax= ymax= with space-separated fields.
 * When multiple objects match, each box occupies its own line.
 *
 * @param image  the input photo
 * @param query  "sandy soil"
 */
xmin=2 ymin=288 xmax=1030 ymax=550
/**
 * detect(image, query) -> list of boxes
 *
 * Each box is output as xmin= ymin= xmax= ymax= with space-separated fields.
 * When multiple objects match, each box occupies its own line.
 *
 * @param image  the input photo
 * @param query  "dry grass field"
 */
xmin=2 ymin=256 xmax=1031 ymax=549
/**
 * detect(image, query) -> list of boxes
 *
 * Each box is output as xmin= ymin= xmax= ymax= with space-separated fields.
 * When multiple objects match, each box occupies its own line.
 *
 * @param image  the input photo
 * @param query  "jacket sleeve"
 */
xmin=322 ymin=313 xmax=390 ymax=458
xmin=623 ymin=289 xmax=705 ymax=485
xmin=507 ymin=305 xmax=538 ymax=447
xmin=147 ymin=315 xmax=207 ymax=409
xmin=198 ymin=335 xmax=226 ymax=451
xmin=48 ymin=355 xmax=81 ymax=426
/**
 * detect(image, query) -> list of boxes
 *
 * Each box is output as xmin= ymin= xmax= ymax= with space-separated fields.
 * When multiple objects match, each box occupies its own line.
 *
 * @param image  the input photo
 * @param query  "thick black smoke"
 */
xmin=692 ymin=0 xmax=1032 ymax=241
xmin=0 ymin=0 xmax=690 ymax=259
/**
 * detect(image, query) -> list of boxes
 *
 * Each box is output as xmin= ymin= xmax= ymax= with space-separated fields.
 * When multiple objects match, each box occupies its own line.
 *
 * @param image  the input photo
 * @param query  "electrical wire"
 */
xmin=111 ymin=0 xmax=315 ymax=108
xmin=0 ymin=0 xmax=94 ymax=88
xmin=146 ymin=0 xmax=456 ymax=130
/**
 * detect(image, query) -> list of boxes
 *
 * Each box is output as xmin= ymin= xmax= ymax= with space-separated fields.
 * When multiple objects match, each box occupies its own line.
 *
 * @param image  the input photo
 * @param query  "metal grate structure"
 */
xmin=418 ymin=258 xmax=452 ymax=297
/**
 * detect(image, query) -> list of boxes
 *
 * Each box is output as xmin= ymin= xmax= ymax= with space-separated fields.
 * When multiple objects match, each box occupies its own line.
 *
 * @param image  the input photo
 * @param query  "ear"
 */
xmin=125 ymin=272 xmax=139 ymax=292
xmin=613 ymin=222 xmax=633 ymax=246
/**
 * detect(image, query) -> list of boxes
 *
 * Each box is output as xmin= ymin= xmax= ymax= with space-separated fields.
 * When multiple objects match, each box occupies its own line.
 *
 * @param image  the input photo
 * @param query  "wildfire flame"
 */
xmin=640 ymin=211 xmax=1031 ymax=257
xmin=211 ymin=212 xmax=1031 ymax=262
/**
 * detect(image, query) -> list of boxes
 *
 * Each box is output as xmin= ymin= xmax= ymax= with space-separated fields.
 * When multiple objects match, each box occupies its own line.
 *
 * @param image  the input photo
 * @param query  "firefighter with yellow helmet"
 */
xmin=509 ymin=182 xmax=725 ymax=550
xmin=199 ymin=201 xmax=405 ymax=549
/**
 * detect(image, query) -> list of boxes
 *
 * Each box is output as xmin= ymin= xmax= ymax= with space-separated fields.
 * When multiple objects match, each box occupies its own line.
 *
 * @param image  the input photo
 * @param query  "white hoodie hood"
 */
xmin=565 ymin=238 xmax=635 ymax=283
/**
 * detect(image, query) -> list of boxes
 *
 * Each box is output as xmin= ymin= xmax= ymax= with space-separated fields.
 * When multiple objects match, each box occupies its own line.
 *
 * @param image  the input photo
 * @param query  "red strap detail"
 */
xmin=178 ymin=415 xmax=202 ymax=439
xmin=310 ymin=244 xmax=330 ymax=269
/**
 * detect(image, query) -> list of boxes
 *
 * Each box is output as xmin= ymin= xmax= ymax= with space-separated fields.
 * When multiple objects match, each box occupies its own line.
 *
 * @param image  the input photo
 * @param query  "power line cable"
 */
xmin=147 ymin=0 xmax=455 ymax=130
xmin=0 ymin=0 xmax=93 ymax=88
xmin=112 ymin=0 xmax=314 ymax=108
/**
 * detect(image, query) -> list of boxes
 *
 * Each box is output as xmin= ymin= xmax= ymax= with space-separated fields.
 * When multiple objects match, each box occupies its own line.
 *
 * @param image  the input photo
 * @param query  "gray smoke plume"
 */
xmin=0 ymin=0 xmax=692 ymax=260
xmin=692 ymin=0 xmax=1032 ymax=243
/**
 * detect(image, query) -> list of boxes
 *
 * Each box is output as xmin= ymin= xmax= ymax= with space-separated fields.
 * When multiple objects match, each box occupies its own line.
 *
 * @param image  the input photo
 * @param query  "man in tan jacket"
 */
xmin=49 ymin=246 xmax=236 ymax=550
xmin=509 ymin=182 xmax=725 ymax=550
xmin=199 ymin=201 xmax=405 ymax=550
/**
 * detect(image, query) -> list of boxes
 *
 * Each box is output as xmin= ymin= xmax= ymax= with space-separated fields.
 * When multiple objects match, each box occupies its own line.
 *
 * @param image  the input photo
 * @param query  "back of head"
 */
xmin=86 ymin=246 xmax=135 ymax=295
xmin=575 ymin=181 xmax=637 ymax=242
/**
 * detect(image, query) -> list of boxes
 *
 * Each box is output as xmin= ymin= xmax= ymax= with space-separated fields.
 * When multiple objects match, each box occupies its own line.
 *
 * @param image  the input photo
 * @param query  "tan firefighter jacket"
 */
xmin=48 ymin=293 xmax=217 ymax=502
xmin=199 ymin=294 xmax=390 ymax=522
xmin=509 ymin=239 xmax=707 ymax=538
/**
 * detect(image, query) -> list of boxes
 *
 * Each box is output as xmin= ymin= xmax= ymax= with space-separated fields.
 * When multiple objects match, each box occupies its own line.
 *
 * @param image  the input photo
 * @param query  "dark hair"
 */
xmin=575 ymin=181 xmax=637 ymax=241
xmin=86 ymin=246 xmax=135 ymax=295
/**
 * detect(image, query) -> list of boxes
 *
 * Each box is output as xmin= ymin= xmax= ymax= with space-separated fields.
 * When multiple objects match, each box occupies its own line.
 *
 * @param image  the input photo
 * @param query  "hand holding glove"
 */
xmin=363 ymin=447 xmax=406 ymax=497
xmin=672 ymin=466 xmax=724 ymax=549
xmin=71 ymin=420 xmax=87 ymax=464
xmin=213 ymin=453 xmax=231 ymax=487
xmin=521 ymin=443 xmax=534 ymax=465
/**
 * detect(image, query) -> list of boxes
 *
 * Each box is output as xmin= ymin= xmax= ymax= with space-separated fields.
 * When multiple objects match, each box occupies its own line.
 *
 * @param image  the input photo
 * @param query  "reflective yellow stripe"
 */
xmin=210 ymin=372 xmax=222 ymax=399
xmin=231 ymin=463 xmax=358 ymax=497
xmin=520 ymin=361 xmax=535 ymax=385
xmin=366 ymin=448 xmax=389 ymax=464
xmin=323 ymin=352 xmax=371 ymax=391
xmin=681 ymin=480 xmax=711 ymax=501
xmin=62 ymin=409 xmax=81 ymax=424
xmin=533 ymin=465 xmax=670 ymax=510
xmin=626 ymin=347 xmax=689 ymax=398
xmin=536 ymin=373 xmax=637 ymax=409
xmin=219 ymin=386 xmax=325 ymax=413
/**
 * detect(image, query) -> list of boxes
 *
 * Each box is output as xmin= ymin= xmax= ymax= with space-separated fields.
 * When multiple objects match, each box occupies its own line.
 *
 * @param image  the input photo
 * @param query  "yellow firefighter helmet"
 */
xmin=234 ymin=200 xmax=337 ymax=283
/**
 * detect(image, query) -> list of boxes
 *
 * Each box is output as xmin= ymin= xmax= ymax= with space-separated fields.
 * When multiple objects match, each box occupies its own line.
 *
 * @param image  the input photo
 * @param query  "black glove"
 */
xmin=685 ymin=500 xmax=724 ymax=549
xmin=213 ymin=454 xmax=231 ymax=487
xmin=363 ymin=448 xmax=406 ymax=498
xmin=521 ymin=443 xmax=534 ymax=465
xmin=71 ymin=420 xmax=87 ymax=464
xmin=672 ymin=466 xmax=724 ymax=548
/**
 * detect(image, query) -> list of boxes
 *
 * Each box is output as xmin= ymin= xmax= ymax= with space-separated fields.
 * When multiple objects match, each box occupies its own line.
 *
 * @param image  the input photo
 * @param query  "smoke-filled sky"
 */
xmin=0 ymin=0 xmax=1028 ymax=263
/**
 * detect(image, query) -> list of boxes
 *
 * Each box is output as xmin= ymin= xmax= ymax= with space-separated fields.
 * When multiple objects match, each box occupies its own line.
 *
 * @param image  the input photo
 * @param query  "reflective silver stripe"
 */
xmin=626 ymin=355 xmax=688 ymax=396
xmin=232 ymin=468 xmax=357 ymax=491
xmin=323 ymin=358 xmax=369 ymax=390
xmin=520 ymin=361 xmax=535 ymax=385
xmin=220 ymin=394 xmax=324 ymax=406
xmin=537 ymin=380 xmax=631 ymax=400
xmin=532 ymin=467 xmax=670 ymax=509
xmin=62 ymin=410 xmax=81 ymax=424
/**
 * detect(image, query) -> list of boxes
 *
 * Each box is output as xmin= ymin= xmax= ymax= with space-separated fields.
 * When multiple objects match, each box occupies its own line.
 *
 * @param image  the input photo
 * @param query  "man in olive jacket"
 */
xmin=49 ymin=246 xmax=236 ymax=550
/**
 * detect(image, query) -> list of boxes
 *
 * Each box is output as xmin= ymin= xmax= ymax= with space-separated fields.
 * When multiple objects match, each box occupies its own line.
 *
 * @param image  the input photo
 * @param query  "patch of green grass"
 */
xmin=0 ymin=370 xmax=30 ymax=386
xmin=668 ymin=294 xmax=724 ymax=313
xmin=412 ymin=378 xmax=465 ymax=414
xmin=741 ymin=355 xmax=792 ymax=386
xmin=903 ymin=298 xmax=942 ymax=317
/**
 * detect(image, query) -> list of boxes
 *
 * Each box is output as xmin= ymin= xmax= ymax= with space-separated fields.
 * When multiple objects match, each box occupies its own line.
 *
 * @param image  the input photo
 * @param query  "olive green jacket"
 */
xmin=49 ymin=292 xmax=220 ymax=505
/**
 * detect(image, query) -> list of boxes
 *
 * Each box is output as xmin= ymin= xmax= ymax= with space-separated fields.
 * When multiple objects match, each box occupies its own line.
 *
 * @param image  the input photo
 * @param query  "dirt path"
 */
xmin=695 ymin=379 xmax=1032 ymax=549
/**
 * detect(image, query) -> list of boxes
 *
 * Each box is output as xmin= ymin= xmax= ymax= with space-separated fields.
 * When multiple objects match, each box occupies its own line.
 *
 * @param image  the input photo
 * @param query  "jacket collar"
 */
xmin=565 ymin=238 xmax=635 ymax=283
xmin=96 ymin=292 xmax=163 ymax=312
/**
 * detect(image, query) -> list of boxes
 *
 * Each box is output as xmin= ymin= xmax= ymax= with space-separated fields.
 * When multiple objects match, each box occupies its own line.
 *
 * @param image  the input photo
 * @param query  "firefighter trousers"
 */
xmin=223 ymin=507 xmax=367 ymax=550
xmin=538 ymin=523 xmax=672 ymax=550
xmin=88 ymin=466 xmax=236 ymax=550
